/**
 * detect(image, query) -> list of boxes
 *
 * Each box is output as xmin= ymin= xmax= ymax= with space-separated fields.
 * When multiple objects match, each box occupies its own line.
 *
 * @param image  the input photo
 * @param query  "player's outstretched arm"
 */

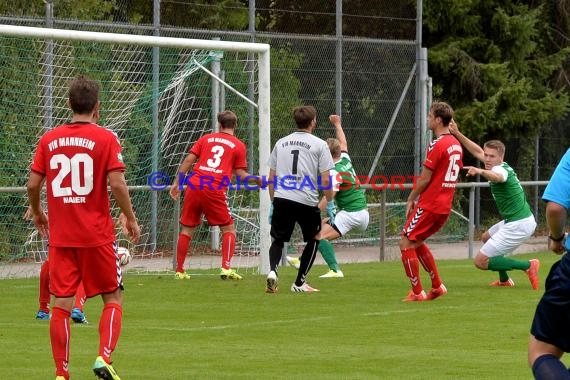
xmin=329 ymin=115 xmax=348 ymax=152
xmin=109 ymin=171 xmax=140 ymax=243
xmin=462 ymin=166 xmax=505 ymax=183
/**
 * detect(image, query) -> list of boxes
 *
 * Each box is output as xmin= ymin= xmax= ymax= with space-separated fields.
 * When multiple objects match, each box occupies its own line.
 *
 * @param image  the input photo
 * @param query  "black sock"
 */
xmin=295 ymin=239 xmax=319 ymax=286
xmin=532 ymin=354 xmax=570 ymax=379
xmin=269 ymin=240 xmax=284 ymax=273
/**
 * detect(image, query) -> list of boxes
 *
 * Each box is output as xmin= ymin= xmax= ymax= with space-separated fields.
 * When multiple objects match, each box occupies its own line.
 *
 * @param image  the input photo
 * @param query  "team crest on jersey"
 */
xmin=117 ymin=152 xmax=124 ymax=163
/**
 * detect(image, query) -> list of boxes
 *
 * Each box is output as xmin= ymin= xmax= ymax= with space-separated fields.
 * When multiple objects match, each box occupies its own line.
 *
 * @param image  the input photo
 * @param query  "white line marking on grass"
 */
xmin=133 ymin=305 xmax=462 ymax=333
xmin=136 ymin=316 xmax=334 ymax=332
xmin=364 ymin=305 xmax=460 ymax=316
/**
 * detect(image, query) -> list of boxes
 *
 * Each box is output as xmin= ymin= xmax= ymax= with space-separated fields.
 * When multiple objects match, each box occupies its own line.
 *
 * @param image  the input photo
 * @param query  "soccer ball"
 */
xmin=117 ymin=247 xmax=132 ymax=266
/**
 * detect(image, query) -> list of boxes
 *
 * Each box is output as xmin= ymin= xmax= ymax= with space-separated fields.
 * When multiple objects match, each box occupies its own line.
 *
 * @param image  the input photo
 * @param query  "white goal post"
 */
xmin=0 ymin=24 xmax=272 ymax=275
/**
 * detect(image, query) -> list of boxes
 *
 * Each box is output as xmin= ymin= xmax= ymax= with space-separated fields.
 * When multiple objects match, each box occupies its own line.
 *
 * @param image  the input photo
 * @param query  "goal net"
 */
xmin=0 ymin=25 xmax=271 ymax=279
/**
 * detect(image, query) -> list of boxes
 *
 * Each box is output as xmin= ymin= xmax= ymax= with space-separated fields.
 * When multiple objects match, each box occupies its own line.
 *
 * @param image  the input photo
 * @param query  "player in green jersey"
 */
xmin=287 ymin=114 xmax=369 ymax=278
xmin=449 ymin=121 xmax=540 ymax=289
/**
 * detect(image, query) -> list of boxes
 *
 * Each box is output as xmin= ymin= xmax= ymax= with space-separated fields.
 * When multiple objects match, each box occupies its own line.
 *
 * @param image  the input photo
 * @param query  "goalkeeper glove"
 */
xmin=326 ymin=200 xmax=337 ymax=225
xmin=268 ymin=203 xmax=273 ymax=225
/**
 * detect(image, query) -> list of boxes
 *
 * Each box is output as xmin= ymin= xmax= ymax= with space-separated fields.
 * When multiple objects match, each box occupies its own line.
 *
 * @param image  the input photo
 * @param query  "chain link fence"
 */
xmin=0 ymin=1 xmax=561 ymax=274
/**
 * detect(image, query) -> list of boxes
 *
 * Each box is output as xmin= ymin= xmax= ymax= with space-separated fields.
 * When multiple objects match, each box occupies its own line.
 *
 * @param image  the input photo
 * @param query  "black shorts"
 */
xmin=270 ymin=197 xmax=321 ymax=242
xmin=531 ymin=254 xmax=570 ymax=352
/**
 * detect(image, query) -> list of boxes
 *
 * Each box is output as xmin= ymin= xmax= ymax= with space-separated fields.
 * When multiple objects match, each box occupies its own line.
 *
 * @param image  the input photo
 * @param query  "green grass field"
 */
xmin=1 ymin=252 xmax=568 ymax=379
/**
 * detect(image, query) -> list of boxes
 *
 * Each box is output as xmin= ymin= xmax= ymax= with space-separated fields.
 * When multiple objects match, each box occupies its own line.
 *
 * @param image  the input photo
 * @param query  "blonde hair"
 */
xmin=484 ymin=140 xmax=506 ymax=156
xmin=327 ymin=138 xmax=341 ymax=158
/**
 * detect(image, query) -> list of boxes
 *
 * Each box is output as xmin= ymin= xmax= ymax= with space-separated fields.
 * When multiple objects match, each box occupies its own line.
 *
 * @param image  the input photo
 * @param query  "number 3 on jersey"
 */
xmin=50 ymin=153 xmax=93 ymax=197
xmin=445 ymin=153 xmax=461 ymax=182
xmin=206 ymin=145 xmax=225 ymax=168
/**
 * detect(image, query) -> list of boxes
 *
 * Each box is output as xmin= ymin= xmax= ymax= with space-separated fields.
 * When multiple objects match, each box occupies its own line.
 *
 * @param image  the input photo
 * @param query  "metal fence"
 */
xmin=0 ymin=0 xmax=423 ymax=181
xmin=0 ymin=1 xmax=564 ymax=274
xmin=0 ymin=0 xmax=425 ymax=262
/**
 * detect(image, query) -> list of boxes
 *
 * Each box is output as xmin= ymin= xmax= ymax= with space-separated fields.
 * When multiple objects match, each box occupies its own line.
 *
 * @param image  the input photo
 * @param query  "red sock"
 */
xmin=99 ymin=303 xmax=122 ymax=364
xmin=74 ymin=282 xmax=87 ymax=310
xmin=221 ymin=232 xmax=236 ymax=270
xmin=416 ymin=243 xmax=442 ymax=288
xmin=39 ymin=260 xmax=50 ymax=313
xmin=50 ymin=307 xmax=71 ymax=379
xmin=401 ymin=248 xmax=423 ymax=294
xmin=176 ymin=233 xmax=191 ymax=272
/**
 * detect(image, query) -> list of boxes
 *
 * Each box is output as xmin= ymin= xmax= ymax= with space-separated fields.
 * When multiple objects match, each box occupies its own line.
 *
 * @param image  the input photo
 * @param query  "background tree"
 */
xmin=424 ymin=0 xmax=570 ymax=179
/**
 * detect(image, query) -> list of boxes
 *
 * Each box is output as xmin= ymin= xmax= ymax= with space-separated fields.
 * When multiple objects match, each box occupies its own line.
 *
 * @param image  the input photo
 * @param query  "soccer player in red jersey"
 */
xmin=400 ymin=101 xmax=463 ymax=301
xmin=27 ymin=75 xmax=140 ymax=380
xmin=169 ymin=110 xmax=261 ymax=281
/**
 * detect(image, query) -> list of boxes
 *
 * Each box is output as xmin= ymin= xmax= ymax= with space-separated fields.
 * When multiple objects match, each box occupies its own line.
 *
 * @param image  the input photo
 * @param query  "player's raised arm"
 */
xmin=448 ymin=119 xmax=484 ymax=162
xmin=329 ymin=114 xmax=348 ymax=152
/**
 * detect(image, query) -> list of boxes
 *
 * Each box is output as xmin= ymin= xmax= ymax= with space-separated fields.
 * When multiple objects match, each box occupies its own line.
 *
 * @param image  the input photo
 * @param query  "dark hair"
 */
xmin=68 ymin=75 xmax=99 ymax=115
xmin=293 ymin=105 xmax=317 ymax=129
xmin=217 ymin=110 xmax=237 ymax=129
xmin=430 ymin=101 xmax=454 ymax=126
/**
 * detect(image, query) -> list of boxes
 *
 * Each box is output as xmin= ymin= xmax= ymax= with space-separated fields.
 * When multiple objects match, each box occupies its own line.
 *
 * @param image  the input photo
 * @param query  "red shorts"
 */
xmin=402 ymin=207 xmax=449 ymax=242
xmin=48 ymin=242 xmax=123 ymax=298
xmin=180 ymin=188 xmax=233 ymax=227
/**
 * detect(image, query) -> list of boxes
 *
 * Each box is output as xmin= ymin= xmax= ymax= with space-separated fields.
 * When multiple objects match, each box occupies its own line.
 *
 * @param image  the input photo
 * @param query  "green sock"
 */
xmin=498 ymin=270 xmax=510 ymax=282
xmin=318 ymin=240 xmax=340 ymax=272
xmin=488 ymin=256 xmax=531 ymax=272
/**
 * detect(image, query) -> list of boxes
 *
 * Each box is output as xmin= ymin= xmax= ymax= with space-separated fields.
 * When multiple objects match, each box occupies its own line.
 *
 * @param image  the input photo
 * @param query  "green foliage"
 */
xmin=54 ymin=0 xmax=114 ymax=21
xmin=0 ymin=0 xmax=46 ymax=16
xmin=265 ymin=44 xmax=304 ymax=144
xmin=425 ymin=0 xmax=570 ymax=139
xmin=108 ymin=0 xmax=248 ymax=29
xmin=0 ymin=253 xmax=565 ymax=379
xmin=0 ymin=0 xmax=113 ymax=20
xmin=425 ymin=0 xmax=570 ymax=174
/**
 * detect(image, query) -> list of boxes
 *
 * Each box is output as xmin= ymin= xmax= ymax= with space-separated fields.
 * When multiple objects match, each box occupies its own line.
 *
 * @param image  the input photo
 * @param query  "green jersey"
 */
xmin=489 ymin=162 xmax=533 ymax=222
xmin=331 ymin=152 xmax=367 ymax=212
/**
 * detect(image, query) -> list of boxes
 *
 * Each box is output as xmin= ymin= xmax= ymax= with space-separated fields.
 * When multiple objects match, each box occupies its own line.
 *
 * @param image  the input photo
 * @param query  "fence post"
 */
xmin=150 ymin=0 xmax=160 ymax=252
xmin=172 ymin=196 xmax=180 ymax=271
xmin=335 ymin=0 xmax=342 ymax=115
xmin=468 ymin=186 xmax=475 ymax=259
xmin=380 ymin=189 xmax=386 ymax=261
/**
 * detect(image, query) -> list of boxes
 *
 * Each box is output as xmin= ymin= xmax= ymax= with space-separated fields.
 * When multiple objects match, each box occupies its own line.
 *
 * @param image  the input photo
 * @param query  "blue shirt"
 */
xmin=542 ymin=148 xmax=570 ymax=251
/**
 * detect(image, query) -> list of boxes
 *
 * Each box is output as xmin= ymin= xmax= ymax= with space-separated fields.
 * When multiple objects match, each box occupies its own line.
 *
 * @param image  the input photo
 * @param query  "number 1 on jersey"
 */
xmin=291 ymin=149 xmax=299 ymax=175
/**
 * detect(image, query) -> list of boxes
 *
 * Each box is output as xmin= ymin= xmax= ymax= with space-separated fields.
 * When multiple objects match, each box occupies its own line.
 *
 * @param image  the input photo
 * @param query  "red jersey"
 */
xmin=417 ymin=134 xmax=463 ymax=214
xmin=187 ymin=132 xmax=247 ymax=188
xmin=30 ymin=122 xmax=125 ymax=247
